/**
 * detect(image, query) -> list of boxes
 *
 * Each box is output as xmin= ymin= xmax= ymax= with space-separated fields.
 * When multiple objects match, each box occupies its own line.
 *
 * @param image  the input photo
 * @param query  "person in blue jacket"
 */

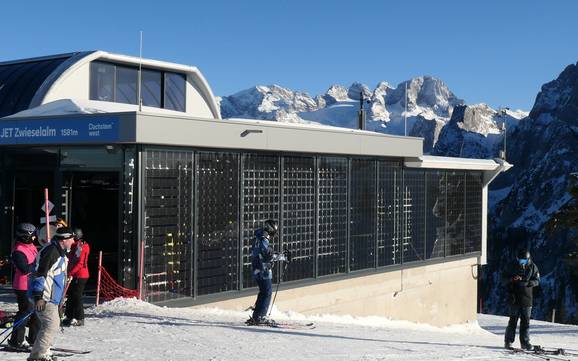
xmin=27 ymin=227 xmax=75 ymax=361
xmin=247 ymin=219 xmax=287 ymax=325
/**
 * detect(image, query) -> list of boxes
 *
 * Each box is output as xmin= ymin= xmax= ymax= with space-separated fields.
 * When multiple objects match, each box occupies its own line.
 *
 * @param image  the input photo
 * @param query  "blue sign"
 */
xmin=0 ymin=117 xmax=119 ymax=145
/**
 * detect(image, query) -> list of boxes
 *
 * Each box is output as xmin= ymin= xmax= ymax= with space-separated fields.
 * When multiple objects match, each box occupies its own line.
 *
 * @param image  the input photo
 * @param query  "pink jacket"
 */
xmin=12 ymin=242 xmax=38 ymax=291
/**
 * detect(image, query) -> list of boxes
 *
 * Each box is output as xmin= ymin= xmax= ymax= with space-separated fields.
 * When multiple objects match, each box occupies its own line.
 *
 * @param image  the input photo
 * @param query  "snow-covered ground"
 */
xmin=2 ymin=298 xmax=578 ymax=361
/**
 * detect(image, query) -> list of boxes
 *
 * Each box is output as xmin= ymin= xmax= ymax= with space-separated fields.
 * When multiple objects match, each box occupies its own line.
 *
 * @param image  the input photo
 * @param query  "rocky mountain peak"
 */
xmin=347 ymin=82 xmax=372 ymax=101
xmin=530 ymin=61 xmax=578 ymax=125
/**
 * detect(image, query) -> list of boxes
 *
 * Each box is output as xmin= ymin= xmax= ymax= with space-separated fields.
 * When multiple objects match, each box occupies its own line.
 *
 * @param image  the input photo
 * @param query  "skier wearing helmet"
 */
xmin=247 ymin=219 xmax=287 ymax=325
xmin=9 ymin=223 xmax=40 ymax=348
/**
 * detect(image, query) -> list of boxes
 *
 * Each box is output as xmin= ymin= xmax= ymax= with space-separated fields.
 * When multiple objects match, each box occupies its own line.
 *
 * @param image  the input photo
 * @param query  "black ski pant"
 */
xmin=505 ymin=305 xmax=532 ymax=346
xmin=10 ymin=289 xmax=40 ymax=346
xmin=252 ymin=276 xmax=272 ymax=321
xmin=65 ymin=278 xmax=88 ymax=321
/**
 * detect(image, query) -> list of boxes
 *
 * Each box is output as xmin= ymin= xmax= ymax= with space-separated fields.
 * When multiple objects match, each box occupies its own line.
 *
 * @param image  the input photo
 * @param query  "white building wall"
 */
xmin=42 ymin=62 xmax=90 ymax=103
xmin=186 ymin=74 xmax=216 ymax=119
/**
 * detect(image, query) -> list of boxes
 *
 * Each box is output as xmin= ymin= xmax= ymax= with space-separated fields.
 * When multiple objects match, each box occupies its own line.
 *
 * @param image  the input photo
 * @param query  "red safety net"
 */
xmin=98 ymin=265 xmax=139 ymax=302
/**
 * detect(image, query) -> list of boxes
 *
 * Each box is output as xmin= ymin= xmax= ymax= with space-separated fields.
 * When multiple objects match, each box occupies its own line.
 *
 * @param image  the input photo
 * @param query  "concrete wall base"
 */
xmin=194 ymin=257 xmax=479 ymax=327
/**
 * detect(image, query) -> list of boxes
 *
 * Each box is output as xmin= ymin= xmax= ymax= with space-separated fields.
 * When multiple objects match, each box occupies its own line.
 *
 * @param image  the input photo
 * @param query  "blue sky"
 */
xmin=1 ymin=0 xmax=577 ymax=111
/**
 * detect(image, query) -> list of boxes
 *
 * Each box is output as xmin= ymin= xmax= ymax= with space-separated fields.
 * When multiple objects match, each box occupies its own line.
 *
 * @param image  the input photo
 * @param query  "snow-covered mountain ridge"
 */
xmin=219 ymin=77 xmax=528 ymax=154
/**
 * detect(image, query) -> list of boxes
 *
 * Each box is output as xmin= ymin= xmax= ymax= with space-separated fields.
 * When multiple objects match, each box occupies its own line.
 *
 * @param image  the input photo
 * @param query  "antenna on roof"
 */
xmin=137 ymin=30 xmax=143 ymax=112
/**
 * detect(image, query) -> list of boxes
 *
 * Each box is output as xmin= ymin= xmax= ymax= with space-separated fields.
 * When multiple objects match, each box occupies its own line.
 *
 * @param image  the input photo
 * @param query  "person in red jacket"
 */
xmin=62 ymin=228 xmax=90 ymax=327
xmin=9 ymin=223 xmax=40 ymax=348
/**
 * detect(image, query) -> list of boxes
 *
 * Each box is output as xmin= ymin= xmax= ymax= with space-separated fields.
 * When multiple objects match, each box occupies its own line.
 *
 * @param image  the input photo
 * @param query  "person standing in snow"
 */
xmin=62 ymin=228 xmax=90 ymax=327
xmin=28 ymin=227 xmax=75 ymax=361
xmin=248 ymin=219 xmax=287 ymax=325
xmin=503 ymin=248 xmax=540 ymax=350
xmin=9 ymin=223 xmax=41 ymax=348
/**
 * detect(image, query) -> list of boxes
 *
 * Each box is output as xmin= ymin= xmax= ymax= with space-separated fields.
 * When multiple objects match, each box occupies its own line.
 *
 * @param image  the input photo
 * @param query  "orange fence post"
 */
xmin=44 ymin=188 xmax=51 ymax=241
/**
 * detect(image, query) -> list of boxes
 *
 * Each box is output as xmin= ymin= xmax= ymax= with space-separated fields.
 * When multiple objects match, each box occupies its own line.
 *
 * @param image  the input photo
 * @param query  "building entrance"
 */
xmin=62 ymin=171 xmax=120 ymax=291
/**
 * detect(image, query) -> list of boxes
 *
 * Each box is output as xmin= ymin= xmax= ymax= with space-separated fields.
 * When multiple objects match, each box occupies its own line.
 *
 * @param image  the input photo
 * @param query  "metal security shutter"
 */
xmin=196 ymin=152 xmax=240 ymax=295
xmin=402 ymin=169 xmax=426 ymax=263
xmin=446 ymin=171 xmax=466 ymax=256
xmin=143 ymin=150 xmax=193 ymax=302
xmin=282 ymin=156 xmax=315 ymax=281
xmin=317 ymin=157 xmax=348 ymax=276
xmin=377 ymin=161 xmax=402 ymax=266
xmin=241 ymin=154 xmax=280 ymax=288
xmin=425 ymin=170 xmax=446 ymax=259
xmin=349 ymin=159 xmax=376 ymax=271
xmin=465 ymin=172 xmax=483 ymax=253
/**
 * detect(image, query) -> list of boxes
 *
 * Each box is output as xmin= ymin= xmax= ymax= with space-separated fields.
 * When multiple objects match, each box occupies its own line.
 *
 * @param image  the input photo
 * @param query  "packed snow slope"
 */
xmin=2 ymin=298 xmax=578 ymax=361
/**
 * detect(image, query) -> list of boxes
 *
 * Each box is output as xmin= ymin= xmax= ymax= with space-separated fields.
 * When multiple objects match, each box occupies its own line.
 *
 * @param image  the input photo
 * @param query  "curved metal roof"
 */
xmin=0 ymin=51 xmax=221 ymax=119
xmin=0 ymin=52 xmax=88 ymax=117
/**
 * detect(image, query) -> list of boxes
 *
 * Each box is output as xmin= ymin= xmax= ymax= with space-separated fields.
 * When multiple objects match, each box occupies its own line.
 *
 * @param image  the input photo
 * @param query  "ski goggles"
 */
xmin=518 ymin=258 xmax=529 ymax=266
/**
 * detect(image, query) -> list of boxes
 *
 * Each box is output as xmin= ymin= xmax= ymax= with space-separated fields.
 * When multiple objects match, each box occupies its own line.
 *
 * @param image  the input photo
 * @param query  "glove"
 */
xmin=274 ymin=252 xmax=288 ymax=262
xmin=35 ymin=299 xmax=46 ymax=312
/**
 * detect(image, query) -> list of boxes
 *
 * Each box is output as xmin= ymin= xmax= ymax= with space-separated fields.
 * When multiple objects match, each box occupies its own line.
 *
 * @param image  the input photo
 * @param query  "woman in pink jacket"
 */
xmin=62 ymin=228 xmax=90 ymax=327
xmin=9 ymin=223 xmax=40 ymax=348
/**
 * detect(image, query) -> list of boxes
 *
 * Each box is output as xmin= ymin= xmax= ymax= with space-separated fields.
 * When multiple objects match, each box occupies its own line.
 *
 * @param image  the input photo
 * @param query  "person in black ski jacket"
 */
xmin=502 ymin=248 xmax=540 ymax=350
xmin=247 ymin=219 xmax=287 ymax=325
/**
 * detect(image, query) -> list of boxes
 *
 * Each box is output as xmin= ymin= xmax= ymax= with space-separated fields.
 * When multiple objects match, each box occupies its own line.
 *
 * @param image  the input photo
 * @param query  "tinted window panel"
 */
xmin=141 ymin=69 xmax=161 ymax=107
xmin=90 ymin=62 xmax=114 ymax=102
xmin=164 ymin=72 xmax=186 ymax=111
xmin=116 ymin=66 xmax=137 ymax=104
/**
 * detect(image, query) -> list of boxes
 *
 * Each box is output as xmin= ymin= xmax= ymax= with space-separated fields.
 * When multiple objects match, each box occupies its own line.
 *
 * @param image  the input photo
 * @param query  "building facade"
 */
xmin=0 ymin=51 xmax=510 ymax=326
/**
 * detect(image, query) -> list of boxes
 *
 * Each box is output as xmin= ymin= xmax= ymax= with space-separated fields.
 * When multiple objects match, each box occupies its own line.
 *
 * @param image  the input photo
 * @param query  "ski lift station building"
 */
xmin=0 ymin=51 xmax=510 ymax=326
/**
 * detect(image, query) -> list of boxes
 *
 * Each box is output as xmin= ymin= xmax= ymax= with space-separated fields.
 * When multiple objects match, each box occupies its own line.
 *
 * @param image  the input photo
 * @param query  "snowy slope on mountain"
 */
xmin=480 ymin=62 xmax=578 ymax=323
xmin=2 ymin=298 xmax=578 ymax=361
xmin=220 ymin=77 xmax=527 ymax=154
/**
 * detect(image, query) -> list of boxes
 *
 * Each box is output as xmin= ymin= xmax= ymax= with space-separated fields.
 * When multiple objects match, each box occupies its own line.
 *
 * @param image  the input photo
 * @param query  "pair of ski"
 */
xmin=244 ymin=319 xmax=316 ymax=330
xmin=0 ymin=344 xmax=91 ymax=358
xmin=507 ymin=345 xmax=577 ymax=361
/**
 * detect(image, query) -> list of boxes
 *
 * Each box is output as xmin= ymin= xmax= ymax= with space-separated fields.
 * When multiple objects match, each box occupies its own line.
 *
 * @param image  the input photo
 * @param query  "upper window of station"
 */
xmin=90 ymin=61 xmax=186 ymax=112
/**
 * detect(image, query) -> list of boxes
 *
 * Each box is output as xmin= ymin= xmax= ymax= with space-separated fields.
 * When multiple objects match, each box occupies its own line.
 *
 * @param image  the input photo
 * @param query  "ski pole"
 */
xmin=59 ymin=277 xmax=73 ymax=319
xmin=268 ymin=256 xmax=289 ymax=317
xmin=0 ymin=310 xmax=33 ymax=344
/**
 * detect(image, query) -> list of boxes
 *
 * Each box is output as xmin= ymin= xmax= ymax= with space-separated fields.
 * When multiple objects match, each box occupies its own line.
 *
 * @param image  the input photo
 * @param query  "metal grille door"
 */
xmin=425 ymin=171 xmax=446 ymax=259
xmin=402 ymin=169 xmax=426 ymax=263
xmin=349 ymin=159 xmax=376 ymax=271
xmin=196 ymin=152 xmax=240 ymax=295
xmin=377 ymin=161 xmax=402 ymax=266
xmin=242 ymin=154 xmax=280 ymax=288
xmin=282 ymin=156 xmax=315 ymax=281
xmin=143 ymin=150 xmax=193 ymax=302
xmin=317 ymin=157 xmax=348 ymax=276
xmin=446 ymin=171 xmax=465 ymax=256
xmin=465 ymin=172 xmax=482 ymax=253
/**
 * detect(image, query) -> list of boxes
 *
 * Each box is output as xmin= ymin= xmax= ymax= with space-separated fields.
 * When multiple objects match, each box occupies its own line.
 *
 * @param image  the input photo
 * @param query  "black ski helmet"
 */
xmin=73 ymin=228 xmax=84 ymax=241
xmin=517 ymin=248 xmax=531 ymax=260
xmin=263 ymin=219 xmax=278 ymax=237
xmin=15 ymin=223 xmax=36 ymax=244
xmin=54 ymin=227 xmax=75 ymax=240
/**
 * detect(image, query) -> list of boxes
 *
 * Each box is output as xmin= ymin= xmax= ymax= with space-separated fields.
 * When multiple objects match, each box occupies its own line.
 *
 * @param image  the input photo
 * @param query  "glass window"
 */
xmin=60 ymin=147 xmax=123 ymax=168
xmin=90 ymin=62 xmax=114 ymax=102
xmin=141 ymin=69 xmax=161 ymax=108
xmin=115 ymin=66 xmax=138 ymax=105
xmin=164 ymin=72 xmax=186 ymax=111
